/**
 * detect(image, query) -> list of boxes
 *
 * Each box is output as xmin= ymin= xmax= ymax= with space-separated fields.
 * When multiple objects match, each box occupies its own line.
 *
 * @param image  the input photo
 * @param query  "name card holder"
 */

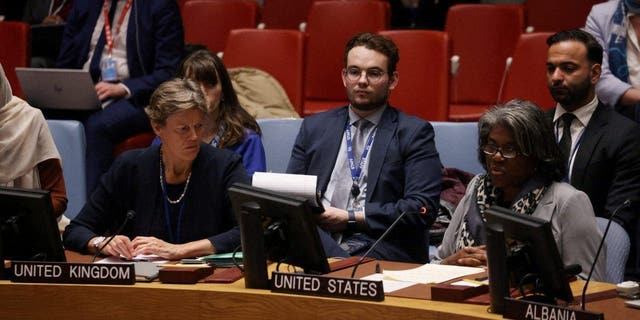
xmin=270 ymin=271 xmax=384 ymax=301
xmin=11 ymin=261 xmax=135 ymax=285
xmin=503 ymin=297 xmax=604 ymax=320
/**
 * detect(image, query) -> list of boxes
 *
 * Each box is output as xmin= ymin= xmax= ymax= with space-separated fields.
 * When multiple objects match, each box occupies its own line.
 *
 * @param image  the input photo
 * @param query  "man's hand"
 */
xmin=317 ymin=206 xmax=349 ymax=233
xmin=95 ymin=81 xmax=127 ymax=100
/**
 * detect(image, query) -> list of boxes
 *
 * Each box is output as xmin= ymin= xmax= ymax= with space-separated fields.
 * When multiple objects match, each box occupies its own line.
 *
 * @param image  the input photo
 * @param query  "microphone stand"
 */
xmin=350 ymin=207 xmax=426 ymax=278
xmin=90 ymin=210 xmax=136 ymax=263
xmin=581 ymin=199 xmax=630 ymax=310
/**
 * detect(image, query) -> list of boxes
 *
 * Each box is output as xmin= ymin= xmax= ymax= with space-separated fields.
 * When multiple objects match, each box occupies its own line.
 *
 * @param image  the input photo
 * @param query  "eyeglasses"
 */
xmin=482 ymin=144 xmax=519 ymax=159
xmin=344 ymin=67 xmax=387 ymax=83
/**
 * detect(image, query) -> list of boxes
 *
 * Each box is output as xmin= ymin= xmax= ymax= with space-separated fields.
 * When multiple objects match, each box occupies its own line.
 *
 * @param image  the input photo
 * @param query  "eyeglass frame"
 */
xmin=481 ymin=144 xmax=520 ymax=159
xmin=343 ymin=67 xmax=388 ymax=83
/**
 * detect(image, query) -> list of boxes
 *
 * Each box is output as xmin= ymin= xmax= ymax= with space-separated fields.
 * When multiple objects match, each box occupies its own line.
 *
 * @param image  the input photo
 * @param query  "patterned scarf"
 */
xmin=609 ymin=0 xmax=640 ymax=82
xmin=456 ymin=174 xmax=547 ymax=250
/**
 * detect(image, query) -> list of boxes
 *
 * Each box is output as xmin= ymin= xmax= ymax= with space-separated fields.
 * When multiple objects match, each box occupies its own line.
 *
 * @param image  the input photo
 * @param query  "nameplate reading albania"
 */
xmin=270 ymin=271 xmax=384 ymax=301
xmin=11 ymin=261 xmax=135 ymax=285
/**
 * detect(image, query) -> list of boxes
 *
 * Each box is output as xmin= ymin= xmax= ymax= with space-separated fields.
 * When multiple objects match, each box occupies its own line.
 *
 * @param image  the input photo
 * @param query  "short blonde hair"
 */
xmin=144 ymin=78 xmax=207 ymax=125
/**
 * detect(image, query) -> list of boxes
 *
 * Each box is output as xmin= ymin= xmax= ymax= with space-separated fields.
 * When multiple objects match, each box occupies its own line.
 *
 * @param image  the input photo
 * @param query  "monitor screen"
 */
xmin=0 ymin=186 xmax=66 ymax=265
xmin=228 ymin=183 xmax=330 ymax=289
xmin=485 ymin=206 xmax=573 ymax=313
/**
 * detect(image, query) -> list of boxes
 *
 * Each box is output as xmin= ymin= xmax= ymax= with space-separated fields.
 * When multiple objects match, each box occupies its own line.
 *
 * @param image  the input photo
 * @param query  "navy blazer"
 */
xmin=287 ymin=106 xmax=442 ymax=263
xmin=63 ymin=143 xmax=250 ymax=254
xmin=548 ymin=103 xmax=640 ymax=274
xmin=56 ymin=0 xmax=184 ymax=108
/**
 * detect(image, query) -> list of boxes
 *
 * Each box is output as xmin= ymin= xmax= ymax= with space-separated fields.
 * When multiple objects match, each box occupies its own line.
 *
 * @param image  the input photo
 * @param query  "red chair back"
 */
xmin=445 ymin=4 xmax=524 ymax=121
xmin=526 ymin=0 xmax=604 ymax=32
xmin=224 ymin=29 xmax=305 ymax=115
xmin=0 ymin=21 xmax=31 ymax=98
xmin=182 ymin=0 xmax=258 ymax=54
xmin=379 ymin=30 xmax=449 ymax=121
xmin=303 ymin=0 xmax=390 ymax=116
xmin=500 ymin=32 xmax=556 ymax=110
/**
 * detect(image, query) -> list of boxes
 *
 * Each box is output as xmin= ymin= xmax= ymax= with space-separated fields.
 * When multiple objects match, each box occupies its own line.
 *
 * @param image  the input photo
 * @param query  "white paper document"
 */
xmin=361 ymin=273 xmax=417 ymax=293
xmin=252 ymin=172 xmax=321 ymax=206
xmin=381 ymin=264 xmax=485 ymax=284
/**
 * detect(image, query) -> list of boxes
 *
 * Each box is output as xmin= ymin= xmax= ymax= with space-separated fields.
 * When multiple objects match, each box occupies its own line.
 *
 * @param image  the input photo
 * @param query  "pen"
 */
xmin=375 ymin=263 xmax=382 ymax=274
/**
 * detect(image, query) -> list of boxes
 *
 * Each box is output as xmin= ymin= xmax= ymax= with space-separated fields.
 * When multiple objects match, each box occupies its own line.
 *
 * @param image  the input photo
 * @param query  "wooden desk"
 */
xmin=0 ymin=254 xmax=636 ymax=320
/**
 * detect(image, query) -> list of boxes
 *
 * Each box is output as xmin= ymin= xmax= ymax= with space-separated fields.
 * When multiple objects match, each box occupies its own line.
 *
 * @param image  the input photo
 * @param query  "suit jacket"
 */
xmin=56 ymin=0 xmax=184 ymax=108
xmin=585 ymin=0 xmax=634 ymax=108
xmin=287 ymin=106 xmax=442 ymax=263
xmin=439 ymin=175 xmax=606 ymax=282
xmin=548 ymin=103 xmax=640 ymax=274
xmin=63 ymin=143 xmax=250 ymax=254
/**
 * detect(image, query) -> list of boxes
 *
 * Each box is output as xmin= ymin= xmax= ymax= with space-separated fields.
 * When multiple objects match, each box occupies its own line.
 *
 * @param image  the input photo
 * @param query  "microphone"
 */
xmin=350 ymin=207 xmax=428 ymax=278
xmin=497 ymin=56 xmax=513 ymax=104
xmin=90 ymin=210 xmax=136 ymax=263
xmin=581 ymin=199 xmax=631 ymax=310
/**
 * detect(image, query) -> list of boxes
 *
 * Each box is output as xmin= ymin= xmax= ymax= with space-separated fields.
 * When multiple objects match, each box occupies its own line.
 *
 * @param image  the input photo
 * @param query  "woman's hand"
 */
xmin=98 ymin=235 xmax=134 ymax=260
xmin=131 ymin=236 xmax=182 ymax=260
xmin=441 ymin=245 xmax=487 ymax=267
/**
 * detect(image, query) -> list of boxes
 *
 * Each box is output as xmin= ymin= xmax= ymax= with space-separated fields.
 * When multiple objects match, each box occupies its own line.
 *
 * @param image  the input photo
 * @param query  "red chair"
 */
xmin=303 ymin=0 xmax=390 ymax=116
xmin=113 ymin=132 xmax=156 ymax=158
xmin=182 ymin=0 xmax=258 ymax=54
xmin=261 ymin=0 xmax=313 ymax=29
xmin=379 ymin=30 xmax=449 ymax=121
xmin=0 ymin=21 xmax=30 ymax=98
xmin=526 ymin=0 xmax=604 ymax=32
xmin=223 ymin=29 xmax=305 ymax=115
xmin=500 ymin=32 xmax=556 ymax=110
xmin=445 ymin=4 xmax=524 ymax=121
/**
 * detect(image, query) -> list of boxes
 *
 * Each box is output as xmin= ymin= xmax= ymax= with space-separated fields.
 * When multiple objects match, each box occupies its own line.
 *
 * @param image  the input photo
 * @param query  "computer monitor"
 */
xmin=228 ymin=183 xmax=330 ymax=289
xmin=485 ymin=206 xmax=573 ymax=314
xmin=0 ymin=186 xmax=66 ymax=266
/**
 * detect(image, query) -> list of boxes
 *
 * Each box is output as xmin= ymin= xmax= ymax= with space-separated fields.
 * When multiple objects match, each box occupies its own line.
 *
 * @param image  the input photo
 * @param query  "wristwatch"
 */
xmin=347 ymin=210 xmax=357 ymax=232
xmin=92 ymin=236 xmax=106 ymax=251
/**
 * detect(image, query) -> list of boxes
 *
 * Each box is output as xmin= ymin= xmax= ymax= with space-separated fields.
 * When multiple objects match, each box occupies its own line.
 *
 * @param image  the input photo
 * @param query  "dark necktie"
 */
xmin=559 ymin=113 xmax=576 ymax=165
xmin=89 ymin=0 xmax=119 ymax=82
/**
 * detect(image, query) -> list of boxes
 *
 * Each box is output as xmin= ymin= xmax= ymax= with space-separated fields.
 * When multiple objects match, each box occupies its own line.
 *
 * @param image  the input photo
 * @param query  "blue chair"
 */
xmin=431 ymin=122 xmax=484 ymax=174
xmin=596 ymin=217 xmax=630 ymax=283
xmin=47 ymin=120 xmax=87 ymax=220
xmin=257 ymin=118 xmax=303 ymax=173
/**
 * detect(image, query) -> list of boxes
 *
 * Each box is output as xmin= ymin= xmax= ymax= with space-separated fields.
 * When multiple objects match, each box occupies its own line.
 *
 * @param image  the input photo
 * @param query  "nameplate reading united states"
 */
xmin=11 ymin=261 xmax=135 ymax=285
xmin=270 ymin=271 xmax=384 ymax=301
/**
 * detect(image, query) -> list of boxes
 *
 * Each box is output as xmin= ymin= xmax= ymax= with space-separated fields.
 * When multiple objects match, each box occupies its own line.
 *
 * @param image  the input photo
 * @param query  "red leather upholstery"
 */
xmin=261 ymin=0 xmax=313 ymax=29
xmin=0 ymin=21 xmax=30 ymax=98
xmin=379 ymin=30 xmax=449 ymax=121
xmin=223 ymin=29 xmax=305 ymax=115
xmin=113 ymin=132 xmax=156 ymax=158
xmin=500 ymin=32 xmax=556 ymax=110
xmin=526 ymin=0 xmax=604 ymax=32
xmin=303 ymin=0 xmax=390 ymax=116
xmin=182 ymin=0 xmax=258 ymax=54
xmin=446 ymin=4 xmax=524 ymax=121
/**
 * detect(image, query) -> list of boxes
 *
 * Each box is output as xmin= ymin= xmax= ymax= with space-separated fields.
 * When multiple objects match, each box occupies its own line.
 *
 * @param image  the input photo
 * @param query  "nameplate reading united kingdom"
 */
xmin=270 ymin=271 xmax=384 ymax=301
xmin=11 ymin=261 xmax=135 ymax=285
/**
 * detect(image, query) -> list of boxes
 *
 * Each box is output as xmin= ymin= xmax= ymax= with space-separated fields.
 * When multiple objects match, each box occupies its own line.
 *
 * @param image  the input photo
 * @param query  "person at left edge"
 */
xmin=56 ymin=0 xmax=184 ymax=196
xmin=63 ymin=79 xmax=249 ymax=260
xmin=287 ymin=33 xmax=442 ymax=263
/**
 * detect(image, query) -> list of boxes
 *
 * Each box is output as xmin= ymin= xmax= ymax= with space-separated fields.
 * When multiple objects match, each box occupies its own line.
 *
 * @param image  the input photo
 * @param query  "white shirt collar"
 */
xmin=552 ymin=95 xmax=598 ymax=127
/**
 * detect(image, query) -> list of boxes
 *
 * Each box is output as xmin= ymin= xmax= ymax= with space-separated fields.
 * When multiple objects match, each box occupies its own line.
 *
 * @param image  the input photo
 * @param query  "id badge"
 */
xmin=100 ymin=56 xmax=118 ymax=82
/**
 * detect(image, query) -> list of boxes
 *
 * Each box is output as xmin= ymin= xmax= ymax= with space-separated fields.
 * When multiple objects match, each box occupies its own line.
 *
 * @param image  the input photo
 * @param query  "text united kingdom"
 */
xmin=11 ymin=261 xmax=135 ymax=285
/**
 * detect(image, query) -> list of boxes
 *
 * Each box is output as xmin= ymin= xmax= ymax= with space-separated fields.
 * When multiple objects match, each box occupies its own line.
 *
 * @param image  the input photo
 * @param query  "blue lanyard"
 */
xmin=555 ymin=120 xmax=585 ymax=182
xmin=344 ymin=119 xmax=377 ymax=198
xmin=161 ymin=173 xmax=186 ymax=243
